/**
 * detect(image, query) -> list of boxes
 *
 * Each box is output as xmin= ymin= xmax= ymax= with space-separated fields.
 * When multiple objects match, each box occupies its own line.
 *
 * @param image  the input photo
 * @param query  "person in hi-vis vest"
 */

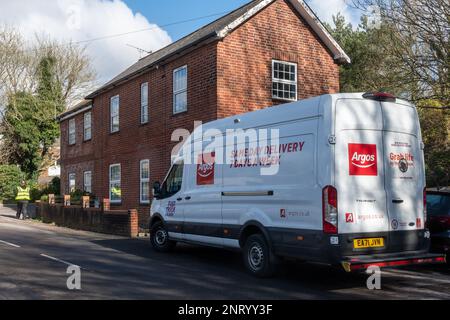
xmin=111 ymin=186 xmax=121 ymax=201
xmin=16 ymin=180 xmax=31 ymax=220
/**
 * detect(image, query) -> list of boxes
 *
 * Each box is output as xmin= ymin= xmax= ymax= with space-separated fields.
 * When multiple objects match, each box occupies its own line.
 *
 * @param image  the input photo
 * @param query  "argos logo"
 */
xmin=197 ymin=152 xmax=215 ymax=185
xmin=349 ymin=144 xmax=378 ymax=176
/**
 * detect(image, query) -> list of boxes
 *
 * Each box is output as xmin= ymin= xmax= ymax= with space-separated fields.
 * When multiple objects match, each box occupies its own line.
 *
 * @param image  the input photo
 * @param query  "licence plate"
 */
xmin=354 ymin=238 xmax=384 ymax=249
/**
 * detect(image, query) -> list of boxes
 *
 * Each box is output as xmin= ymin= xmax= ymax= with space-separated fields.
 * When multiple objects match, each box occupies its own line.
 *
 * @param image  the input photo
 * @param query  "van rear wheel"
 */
xmin=243 ymin=234 xmax=277 ymax=278
xmin=150 ymin=222 xmax=176 ymax=253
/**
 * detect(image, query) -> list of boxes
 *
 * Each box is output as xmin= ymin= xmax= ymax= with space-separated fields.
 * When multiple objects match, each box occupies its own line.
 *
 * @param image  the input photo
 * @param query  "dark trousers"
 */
xmin=16 ymin=201 xmax=29 ymax=219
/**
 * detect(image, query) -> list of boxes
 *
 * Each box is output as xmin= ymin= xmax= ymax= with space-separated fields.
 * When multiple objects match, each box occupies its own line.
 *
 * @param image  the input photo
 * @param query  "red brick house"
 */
xmin=58 ymin=0 xmax=350 ymax=228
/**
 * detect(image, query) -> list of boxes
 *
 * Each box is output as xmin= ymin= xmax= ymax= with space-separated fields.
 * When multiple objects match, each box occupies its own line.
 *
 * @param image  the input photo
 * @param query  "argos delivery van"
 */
xmin=150 ymin=92 xmax=446 ymax=277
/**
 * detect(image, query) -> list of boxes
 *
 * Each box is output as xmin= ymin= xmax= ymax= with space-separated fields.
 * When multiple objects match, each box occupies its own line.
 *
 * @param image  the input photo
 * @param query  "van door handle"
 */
xmin=176 ymin=198 xmax=183 ymax=202
xmin=392 ymin=199 xmax=404 ymax=204
xmin=185 ymin=196 xmax=191 ymax=201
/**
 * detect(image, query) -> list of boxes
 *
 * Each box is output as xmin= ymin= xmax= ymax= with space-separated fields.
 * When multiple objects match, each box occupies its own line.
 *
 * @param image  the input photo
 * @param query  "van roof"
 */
xmin=197 ymin=93 xmax=414 ymax=134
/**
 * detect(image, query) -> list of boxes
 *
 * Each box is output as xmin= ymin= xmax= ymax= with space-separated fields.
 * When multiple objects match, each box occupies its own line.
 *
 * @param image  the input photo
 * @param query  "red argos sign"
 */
xmin=348 ymin=144 xmax=378 ymax=176
xmin=197 ymin=152 xmax=215 ymax=185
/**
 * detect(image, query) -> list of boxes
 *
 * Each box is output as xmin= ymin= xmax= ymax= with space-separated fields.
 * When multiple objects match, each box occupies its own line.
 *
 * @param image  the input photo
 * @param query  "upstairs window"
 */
xmin=272 ymin=60 xmax=297 ymax=101
xmin=173 ymin=66 xmax=187 ymax=114
xmin=141 ymin=83 xmax=149 ymax=124
xmin=110 ymin=95 xmax=120 ymax=133
xmin=140 ymin=160 xmax=150 ymax=204
xmin=84 ymin=111 xmax=92 ymax=141
xmin=68 ymin=118 xmax=76 ymax=145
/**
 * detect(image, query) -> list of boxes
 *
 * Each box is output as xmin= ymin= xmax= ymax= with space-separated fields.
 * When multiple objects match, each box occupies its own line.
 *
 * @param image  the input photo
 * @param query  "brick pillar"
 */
xmin=48 ymin=194 xmax=55 ymax=205
xmin=82 ymin=196 xmax=90 ymax=209
xmin=103 ymin=199 xmax=110 ymax=211
xmin=128 ymin=209 xmax=139 ymax=238
xmin=63 ymin=195 xmax=71 ymax=207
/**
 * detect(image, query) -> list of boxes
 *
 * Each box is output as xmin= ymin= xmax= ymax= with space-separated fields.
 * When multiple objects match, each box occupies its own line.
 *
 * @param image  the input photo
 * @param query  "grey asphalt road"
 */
xmin=0 ymin=205 xmax=449 ymax=300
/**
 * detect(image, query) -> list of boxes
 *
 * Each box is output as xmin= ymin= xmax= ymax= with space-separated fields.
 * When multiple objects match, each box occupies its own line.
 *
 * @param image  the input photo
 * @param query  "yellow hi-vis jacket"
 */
xmin=111 ymin=187 xmax=121 ymax=198
xmin=16 ymin=186 xmax=31 ymax=201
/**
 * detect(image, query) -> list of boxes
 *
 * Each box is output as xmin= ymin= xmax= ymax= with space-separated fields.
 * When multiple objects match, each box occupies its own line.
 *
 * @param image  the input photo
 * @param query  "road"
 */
xmin=0 ymin=205 xmax=449 ymax=300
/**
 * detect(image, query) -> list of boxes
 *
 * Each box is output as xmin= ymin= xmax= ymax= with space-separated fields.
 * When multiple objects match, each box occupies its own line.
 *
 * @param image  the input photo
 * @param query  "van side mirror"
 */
xmin=153 ymin=181 xmax=161 ymax=198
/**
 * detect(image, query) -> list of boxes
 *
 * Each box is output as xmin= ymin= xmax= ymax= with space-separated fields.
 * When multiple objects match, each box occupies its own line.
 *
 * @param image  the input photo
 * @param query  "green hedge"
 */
xmin=0 ymin=165 xmax=25 ymax=201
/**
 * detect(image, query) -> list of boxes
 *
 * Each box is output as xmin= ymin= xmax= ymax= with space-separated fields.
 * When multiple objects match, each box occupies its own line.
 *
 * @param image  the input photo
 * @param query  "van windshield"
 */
xmin=161 ymin=162 xmax=184 ymax=198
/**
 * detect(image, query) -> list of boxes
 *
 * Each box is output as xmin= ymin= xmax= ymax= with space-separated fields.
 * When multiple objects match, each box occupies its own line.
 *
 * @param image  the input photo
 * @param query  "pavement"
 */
xmin=0 ymin=204 xmax=449 ymax=300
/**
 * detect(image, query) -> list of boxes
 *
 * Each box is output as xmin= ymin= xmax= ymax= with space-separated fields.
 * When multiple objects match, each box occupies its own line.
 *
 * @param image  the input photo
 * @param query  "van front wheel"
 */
xmin=243 ymin=234 xmax=277 ymax=278
xmin=150 ymin=222 xmax=176 ymax=253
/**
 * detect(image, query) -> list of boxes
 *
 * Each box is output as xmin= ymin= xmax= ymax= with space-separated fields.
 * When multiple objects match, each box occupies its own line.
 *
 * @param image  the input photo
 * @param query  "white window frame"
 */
xmin=272 ymin=60 xmax=298 ymax=101
xmin=141 ymin=82 xmax=149 ymax=124
xmin=110 ymin=95 xmax=120 ymax=133
xmin=109 ymin=164 xmax=121 ymax=203
xmin=68 ymin=118 xmax=76 ymax=145
xmin=84 ymin=111 xmax=92 ymax=141
xmin=140 ymin=160 xmax=150 ymax=204
xmin=83 ymin=171 xmax=92 ymax=194
xmin=173 ymin=65 xmax=188 ymax=114
xmin=68 ymin=173 xmax=76 ymax=193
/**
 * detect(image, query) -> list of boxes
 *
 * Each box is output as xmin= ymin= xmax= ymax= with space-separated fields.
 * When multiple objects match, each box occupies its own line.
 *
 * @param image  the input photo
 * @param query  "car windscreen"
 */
xmin=427 ymin=194 xmax=450 ymax=216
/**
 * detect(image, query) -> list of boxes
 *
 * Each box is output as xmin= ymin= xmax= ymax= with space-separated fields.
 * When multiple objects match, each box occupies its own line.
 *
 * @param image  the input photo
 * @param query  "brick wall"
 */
xmin=88 ymin=41 xmax=218 ymax=227
xmin=60 ymin=107 xmax=95 ymax=195
xmin=37 ymin=203 xmax=139 ymax=238
xmin=217 ymin=0 xmax=340 ymax=118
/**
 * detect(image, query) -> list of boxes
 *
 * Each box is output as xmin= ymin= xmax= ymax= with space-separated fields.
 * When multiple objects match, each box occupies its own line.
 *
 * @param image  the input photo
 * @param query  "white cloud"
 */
xmin=0 ymin=0 xmax=172 ymax=84
xmin=306 ymin=0 xmax=361 ymax=27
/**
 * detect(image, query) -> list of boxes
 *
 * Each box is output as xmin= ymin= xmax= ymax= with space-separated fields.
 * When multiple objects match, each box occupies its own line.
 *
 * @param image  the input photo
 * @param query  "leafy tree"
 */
xmin=326 ymin=14 xmax=408 ymax=95
xmin=0 ymin=26 xmax=96 ymax=177
xmin=0 ymin=165 xmax=25 ymax=201
xmin=1 ymin=56 xmax=66 ymax=178
xmin=35 ymin=56 xmax=65 ymax=156
xmin=2 ymin=92 xmax=42 ymax=177
xmin=417 ymin=100 xmax=450 ymax=188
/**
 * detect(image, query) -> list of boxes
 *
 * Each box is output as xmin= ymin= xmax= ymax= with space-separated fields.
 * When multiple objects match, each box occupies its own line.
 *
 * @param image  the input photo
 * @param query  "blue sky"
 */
xmin=124 ymin=0 xmax=251 ymax=41
xmin=124 ymin=0 xmax=362 ymax=42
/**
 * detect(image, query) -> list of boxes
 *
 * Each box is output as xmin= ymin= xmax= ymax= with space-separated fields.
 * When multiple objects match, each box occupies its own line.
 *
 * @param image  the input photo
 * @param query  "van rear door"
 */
xmin=335 ymin=99 xmax=390 ymax=234
xmin=381 ymin=101 xmax=425 ymax=231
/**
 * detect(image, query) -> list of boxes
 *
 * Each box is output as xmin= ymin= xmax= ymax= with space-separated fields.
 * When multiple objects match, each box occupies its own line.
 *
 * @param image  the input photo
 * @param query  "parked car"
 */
xmin=150 ymin=92 xmax=445 ymax=277
xmin=427 ymin=190 xmax=450 ymax=263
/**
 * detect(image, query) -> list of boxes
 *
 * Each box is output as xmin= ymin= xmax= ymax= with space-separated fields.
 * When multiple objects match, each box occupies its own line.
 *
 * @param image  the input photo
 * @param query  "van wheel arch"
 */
xmin=239 ymin=222 xmax=272 ymax=249
xmin=149 ymin=214 xmax=164 ymax=231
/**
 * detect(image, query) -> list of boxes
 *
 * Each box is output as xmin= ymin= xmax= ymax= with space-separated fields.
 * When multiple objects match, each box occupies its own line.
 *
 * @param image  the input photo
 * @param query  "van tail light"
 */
xmin=363 ymin=92 xmax=396 ymax=102
xmin=423 ymin=188 xmax=428 ymax=227
xmin=323 ymin=186 xmax=338 ymax=234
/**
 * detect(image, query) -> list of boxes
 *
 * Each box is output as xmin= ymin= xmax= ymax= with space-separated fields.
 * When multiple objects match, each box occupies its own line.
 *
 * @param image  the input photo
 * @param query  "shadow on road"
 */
xmin=89 ymin=238 xmax=377 ymax=296
xmin=89 ymin=237 xmax=450 ymax=299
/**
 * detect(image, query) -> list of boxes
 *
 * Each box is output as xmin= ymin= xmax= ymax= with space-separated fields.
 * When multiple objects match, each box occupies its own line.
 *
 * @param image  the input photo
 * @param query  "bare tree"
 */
xmin=0 ymin=25 xmax=96 ymax=109
xmin=0 ymin=27 xmax=35 ymax=99
xmin=351 ymin=0 xmax=450 ymax=103
xmin=33 ymin=36 xmax=96 ymax=107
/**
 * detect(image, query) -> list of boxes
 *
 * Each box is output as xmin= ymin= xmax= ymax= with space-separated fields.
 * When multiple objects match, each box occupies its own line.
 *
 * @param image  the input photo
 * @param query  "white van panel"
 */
xmin=221 ymin=119 xmax=321 ymax=232
xmin=335 ymin=99 xmax=383 ymax=131
xmin=382 ymin=101 xmax=418 ymax=134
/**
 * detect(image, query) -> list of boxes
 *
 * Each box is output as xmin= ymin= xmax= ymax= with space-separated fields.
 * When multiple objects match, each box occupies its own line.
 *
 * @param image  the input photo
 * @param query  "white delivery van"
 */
xmin=150 ymin=92 xmax=446 ymax=277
